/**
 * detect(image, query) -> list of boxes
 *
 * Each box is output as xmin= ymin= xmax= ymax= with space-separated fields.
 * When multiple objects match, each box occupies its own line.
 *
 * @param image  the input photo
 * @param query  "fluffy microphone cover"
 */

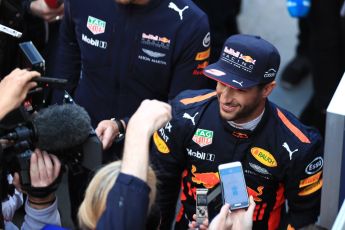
xmin=33 ymin=104 xmax=92 ymax=151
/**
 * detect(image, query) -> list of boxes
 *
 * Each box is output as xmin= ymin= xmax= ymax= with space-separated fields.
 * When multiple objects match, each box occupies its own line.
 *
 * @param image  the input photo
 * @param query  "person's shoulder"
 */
xmin=268 ymin=101 xmax=323 ymax=145
xmin=171 ymin=89 xmax=216 ymax=111
xmin=178 ymin=0 xmax=206 ymax=16
xmin=164 ymin=0 xmax=207 ymax=20
xmin=172 ymin=89 xmax=216 ymax=104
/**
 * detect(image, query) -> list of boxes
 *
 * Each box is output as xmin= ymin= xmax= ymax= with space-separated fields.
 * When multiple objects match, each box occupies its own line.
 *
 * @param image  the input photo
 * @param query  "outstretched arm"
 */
xmin=0 ymin=68 xmax=39 ymax=119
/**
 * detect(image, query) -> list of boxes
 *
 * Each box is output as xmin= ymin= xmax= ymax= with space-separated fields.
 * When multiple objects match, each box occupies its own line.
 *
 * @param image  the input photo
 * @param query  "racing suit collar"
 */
xmin=223 ymin=100 xmax=270 ymax=139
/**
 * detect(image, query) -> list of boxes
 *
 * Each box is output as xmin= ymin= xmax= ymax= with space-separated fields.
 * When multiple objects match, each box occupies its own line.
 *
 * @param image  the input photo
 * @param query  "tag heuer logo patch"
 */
xmin=192 ymin=129 xmax=213 ymax=147
xmin=87 ymin=16 xmax=106 ymax=35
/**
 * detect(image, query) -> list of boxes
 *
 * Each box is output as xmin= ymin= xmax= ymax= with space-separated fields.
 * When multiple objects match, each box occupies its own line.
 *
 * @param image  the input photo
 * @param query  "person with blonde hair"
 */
xmin=78 ymin=98 xmax=255 ymax=230
xmin=78 ymin=99 xmax=172 ymax=229
xmin=78 ymin=162 xmax=157 ymax=230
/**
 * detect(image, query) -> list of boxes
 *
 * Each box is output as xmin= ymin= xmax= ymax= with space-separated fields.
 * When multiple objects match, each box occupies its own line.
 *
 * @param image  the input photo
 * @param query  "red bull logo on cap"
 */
xmin=224 ymin=46 xmax=240 ymax=57
xmin=223 ymin=47 xmax=256 ymax=65
xmin=239 ymin=54 xmax=256 ymax=65
xmin=159 ymin=37 xmax=171 ymax=44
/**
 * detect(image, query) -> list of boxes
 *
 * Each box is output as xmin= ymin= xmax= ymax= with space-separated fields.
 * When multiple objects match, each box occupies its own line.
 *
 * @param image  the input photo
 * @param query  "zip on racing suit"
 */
xmin=151 ymin=89 xmax=324 ymax=230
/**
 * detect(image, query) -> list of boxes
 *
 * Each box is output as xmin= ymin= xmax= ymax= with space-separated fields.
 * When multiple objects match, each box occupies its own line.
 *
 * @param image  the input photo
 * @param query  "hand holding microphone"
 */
xmin=29 ymin=0 xmax=64 ymax=22
xmin=44 ymin=0 xmax=64 ymax=9
xmin=0 ymin=69 xmax=40 ymax=120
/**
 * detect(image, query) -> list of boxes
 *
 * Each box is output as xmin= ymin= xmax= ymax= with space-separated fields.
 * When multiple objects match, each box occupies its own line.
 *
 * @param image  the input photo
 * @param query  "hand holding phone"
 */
xmin=218 ymin=161 xmax=249 ymax=210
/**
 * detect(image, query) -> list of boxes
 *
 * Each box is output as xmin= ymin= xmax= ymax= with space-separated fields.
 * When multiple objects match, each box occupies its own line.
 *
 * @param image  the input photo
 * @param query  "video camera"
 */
xmin=19 ymin=41 xmax=68 ymax=111
xmin=0 ymin=41 xmax=102 ymax=203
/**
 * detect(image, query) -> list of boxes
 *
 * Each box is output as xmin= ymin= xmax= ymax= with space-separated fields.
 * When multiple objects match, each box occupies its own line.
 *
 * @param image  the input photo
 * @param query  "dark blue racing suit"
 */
xmin=52 ymin=0 xmax=212 ymax=127
xmin=151 ymin=89 xmax=324 ymax=229
xmin=52 ymin=0 xmax=212 ymax=221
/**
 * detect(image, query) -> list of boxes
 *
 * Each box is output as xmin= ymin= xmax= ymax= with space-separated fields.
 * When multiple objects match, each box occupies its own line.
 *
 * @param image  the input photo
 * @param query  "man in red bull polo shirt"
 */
xmin=151 ymin=34 xmax=324 ymax=229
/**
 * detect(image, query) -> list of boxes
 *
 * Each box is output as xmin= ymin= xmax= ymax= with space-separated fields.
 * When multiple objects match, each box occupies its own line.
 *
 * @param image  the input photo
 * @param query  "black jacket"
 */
xmin=151 ymin=89 xmax=324 ymax=229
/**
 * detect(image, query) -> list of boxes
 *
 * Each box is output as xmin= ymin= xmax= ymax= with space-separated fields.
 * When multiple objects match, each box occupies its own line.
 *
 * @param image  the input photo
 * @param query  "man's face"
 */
xmin=216 ymin=82 xmax=266 ymax=123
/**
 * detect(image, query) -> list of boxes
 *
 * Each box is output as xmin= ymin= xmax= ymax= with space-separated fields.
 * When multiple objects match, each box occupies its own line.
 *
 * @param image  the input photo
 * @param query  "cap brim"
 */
xmin=203 ymin=63 xmax=258 ymax=89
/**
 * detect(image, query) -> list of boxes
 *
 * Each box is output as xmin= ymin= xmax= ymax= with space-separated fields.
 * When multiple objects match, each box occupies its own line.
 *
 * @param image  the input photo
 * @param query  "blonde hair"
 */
xmin=77 ymin=161 xmax=157 ymax=230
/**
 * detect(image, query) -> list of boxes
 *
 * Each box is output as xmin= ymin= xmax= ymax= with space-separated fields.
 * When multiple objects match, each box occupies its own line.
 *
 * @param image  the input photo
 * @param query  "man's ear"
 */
xmin=262 ymin=81 xmax=276 ymax=98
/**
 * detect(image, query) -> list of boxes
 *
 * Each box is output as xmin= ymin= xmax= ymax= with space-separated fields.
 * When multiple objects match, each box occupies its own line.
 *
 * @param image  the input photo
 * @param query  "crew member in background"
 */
xmin=299 ymin=0 xmax=345 ymax=136
xmin=51 ymin=0 xmax=212 ymax=224
xmin=151 ymin=34 xmax=324 ymax=229
xmin=52 ymin=0 xmax=213 ymax=153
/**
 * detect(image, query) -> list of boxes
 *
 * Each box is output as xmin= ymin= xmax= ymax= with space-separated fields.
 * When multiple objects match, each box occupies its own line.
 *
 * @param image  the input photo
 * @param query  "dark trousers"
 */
xmin=296 ymin=18 xmax=310 ymax=57
xmin=300 ymin=0 xmax=345 ymax=135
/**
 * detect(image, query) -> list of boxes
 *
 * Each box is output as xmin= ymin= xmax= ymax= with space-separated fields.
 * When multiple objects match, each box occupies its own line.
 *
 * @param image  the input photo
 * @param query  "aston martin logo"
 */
xmin=142 ymin=49 xmax=166 ymax=58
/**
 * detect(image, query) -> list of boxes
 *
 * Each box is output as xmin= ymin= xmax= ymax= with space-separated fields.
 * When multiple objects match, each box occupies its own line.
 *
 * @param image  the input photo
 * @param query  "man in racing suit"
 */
xmin=52 ymin=0 xmax=211 ymax=223
xmin=52 ymin=0 xmax=212 ymax=130
xmin=151 ymin=34 xmax=324 ymax=229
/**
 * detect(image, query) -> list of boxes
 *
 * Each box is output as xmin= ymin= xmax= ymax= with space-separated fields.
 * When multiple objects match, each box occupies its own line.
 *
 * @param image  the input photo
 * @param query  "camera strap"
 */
xmin=25 ymin=172 xmax=63 ymax=198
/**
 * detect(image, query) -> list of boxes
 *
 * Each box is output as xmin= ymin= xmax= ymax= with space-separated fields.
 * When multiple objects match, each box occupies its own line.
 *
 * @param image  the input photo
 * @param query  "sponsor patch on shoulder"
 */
xmin=305 ymin=157 xmax=323 ymax=175
xmin=299 ymin=171 xmax=322 ymax=188
xmin=202 ymin=32 xmax=210 ymax=47
xmin=195 ymin=48 xmax=210 ymax=61
xmin=298 ymin=179 xmax=323 ymax=196
xmin=251 ymin=147 xmax=277 ymax=167
xmin=153 ymin=131 xmax=170 ymax=154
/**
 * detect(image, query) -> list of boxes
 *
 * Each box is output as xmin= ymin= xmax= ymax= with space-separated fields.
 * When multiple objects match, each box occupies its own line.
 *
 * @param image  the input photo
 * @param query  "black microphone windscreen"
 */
xmin=33 ymin=104 xmax=92 ymax=151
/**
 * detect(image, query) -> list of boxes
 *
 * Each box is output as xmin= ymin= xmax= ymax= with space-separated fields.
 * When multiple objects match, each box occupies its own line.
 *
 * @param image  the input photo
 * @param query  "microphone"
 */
xmin=1 ymin=104 xmax=103 ymax=170
xmin=33 ymin=104 xmax=92 ymax=152
xmin=33 ymin=104 xmax=102 ymax=171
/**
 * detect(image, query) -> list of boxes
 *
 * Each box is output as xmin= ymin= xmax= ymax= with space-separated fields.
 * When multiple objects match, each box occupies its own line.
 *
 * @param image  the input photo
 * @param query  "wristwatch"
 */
xmin=110 ymin=118 xmax=125 ymax=140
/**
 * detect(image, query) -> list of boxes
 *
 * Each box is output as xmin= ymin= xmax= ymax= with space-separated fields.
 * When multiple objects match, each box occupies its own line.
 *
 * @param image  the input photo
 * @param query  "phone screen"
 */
xmin=219 ymin=165 xmax=249 ymax=210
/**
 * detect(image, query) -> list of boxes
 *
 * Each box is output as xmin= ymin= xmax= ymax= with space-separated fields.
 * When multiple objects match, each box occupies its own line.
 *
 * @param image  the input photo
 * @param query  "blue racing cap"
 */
xmin=203 ymin=34 xmax=280 ymax=89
